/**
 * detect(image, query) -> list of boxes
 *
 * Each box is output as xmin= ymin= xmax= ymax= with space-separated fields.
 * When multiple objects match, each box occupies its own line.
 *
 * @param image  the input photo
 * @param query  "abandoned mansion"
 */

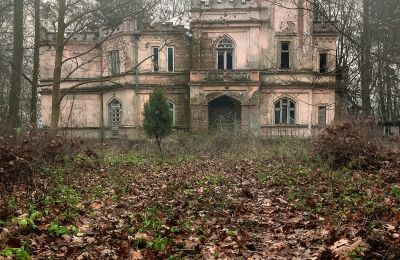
xmin=39 ymin=0 xmax=344 ymax=139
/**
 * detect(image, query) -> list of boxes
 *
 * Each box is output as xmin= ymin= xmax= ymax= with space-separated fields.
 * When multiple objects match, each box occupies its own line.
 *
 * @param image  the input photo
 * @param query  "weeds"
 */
xmin=1 ymin=247 xmax=30 ymax=260
xmin=1 ymin=132 xmax=399 ymax=259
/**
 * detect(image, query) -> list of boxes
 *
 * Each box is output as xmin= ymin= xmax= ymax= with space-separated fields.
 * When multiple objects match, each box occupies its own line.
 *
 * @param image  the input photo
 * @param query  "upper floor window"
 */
xmin=109 ymin=50 xmax=120 ymax=75
xmin=109 ymin=99 xmax=122 ymax=128
xmin=319 ymin=53 xmax=328 ymax=73
xmin=216 ymin=36 xmax=234 ymax=70
xmin=280 ymin=42 xmax=291 ymax=69
xmin=152 ymin=47 xmax=159 ymax=72
xmin=275 ymin=98 xmax=296 ymax=125
xmin=167 ymin=47 xmax=174 ymax=72
xmin=168 ymin=100 xmax=176 ymax=125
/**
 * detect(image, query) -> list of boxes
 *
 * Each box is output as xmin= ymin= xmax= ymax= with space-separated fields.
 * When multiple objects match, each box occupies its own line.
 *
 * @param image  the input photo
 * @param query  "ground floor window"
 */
xmin=168 ymin=100 xmax=175 ymax=125
xmin=275 ymin=98 xmax=296 ymax=125
xmin=109 ymin=99 xmax=122 ymax=128
xmin=318 ymin=106 xmax=327 ymax=126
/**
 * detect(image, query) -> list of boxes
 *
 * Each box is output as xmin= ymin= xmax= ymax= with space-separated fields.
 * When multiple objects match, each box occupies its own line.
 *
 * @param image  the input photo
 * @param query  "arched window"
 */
xmin=108 ymin=99 xmax=122 ymax=128
xmin=168 ymin=100 xmax=176 ymax=125
xmin=274 ymin=98 xmax=296 ymax=125
xmin=216 ymin=36 xmax=234 ymax=70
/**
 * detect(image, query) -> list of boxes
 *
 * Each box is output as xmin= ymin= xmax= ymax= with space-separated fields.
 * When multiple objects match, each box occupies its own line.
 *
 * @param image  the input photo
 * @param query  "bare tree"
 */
xmin=7 ymin=0 xmax=24 ymax=128
xmin=30 ymin=0 xmax=41 ymax=126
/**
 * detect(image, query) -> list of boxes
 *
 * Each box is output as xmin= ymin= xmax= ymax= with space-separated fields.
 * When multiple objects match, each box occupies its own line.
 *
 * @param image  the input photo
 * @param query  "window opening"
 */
xmin=216 ymin=36 xmax=234 ymax=70
xmin=318 ymin=106 xmax=327 ymax=126
xmin=109 ymin=99 xmax=122 ymax=128
xmin=109 ymin=50 xmax=120 ymax=75
xmin=280 ymin=42 xmax=290 ymax=69
xmin=167 ymin=47 xmax=174 ymax=72
xmin=152 ymin=47 xmax=159 ymax=72
xmin=320 ymin=53 xmax=327 ymax=73
xmin=274 ymin=98 xmax=296 ymax=125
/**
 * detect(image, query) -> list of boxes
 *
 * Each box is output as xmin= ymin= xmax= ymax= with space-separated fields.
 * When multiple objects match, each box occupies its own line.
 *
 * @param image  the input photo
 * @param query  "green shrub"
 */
xmin=143 ymin=90 xmax=173 ymax=152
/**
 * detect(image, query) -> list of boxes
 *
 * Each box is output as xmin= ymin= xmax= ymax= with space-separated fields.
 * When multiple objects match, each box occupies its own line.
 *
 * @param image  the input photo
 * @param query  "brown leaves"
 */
xmin=1 ymin=136 xmax=400 ymax=259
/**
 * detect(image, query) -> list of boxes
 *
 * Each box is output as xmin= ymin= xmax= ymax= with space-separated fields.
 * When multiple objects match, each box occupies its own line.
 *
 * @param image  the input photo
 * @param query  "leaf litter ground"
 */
xmin=1 ymin=138 xmax=400 ymax=259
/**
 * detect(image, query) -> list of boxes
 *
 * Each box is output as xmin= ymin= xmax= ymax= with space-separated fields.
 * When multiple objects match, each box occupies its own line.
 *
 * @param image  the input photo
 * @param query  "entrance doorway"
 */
xmin=208 ymin=95 xmax=241 ymax=132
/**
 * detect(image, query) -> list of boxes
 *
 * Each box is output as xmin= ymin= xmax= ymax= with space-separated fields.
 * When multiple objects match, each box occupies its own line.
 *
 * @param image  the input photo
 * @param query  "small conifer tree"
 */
xmin=143 ymin=90 xmax=173 ymax=152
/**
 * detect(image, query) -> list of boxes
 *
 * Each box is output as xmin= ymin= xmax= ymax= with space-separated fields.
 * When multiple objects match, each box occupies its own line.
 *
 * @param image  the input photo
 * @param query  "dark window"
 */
xmin=217 ymin=50 xmax=224 ymax=70
xmin=109 ymin=99 xmax=122 ymax=128
xmin=152 ymin=47 xmax=159 ymax=72
xmin=280 ymin=42 xmax=290 ymax=69
xmin=275 ymin=98 xmax=296 ymax=125
xmin=216 ymin=36 xmax=234 ymax=70
xmin=109 ymin=50 xmax=120 ymax=75
xmin=318 ymin=106 xmax=327 ymax=126
xmin=226 ymin=50 xmax=233 ymax=70
xmin=167 ymin=47 xmax=174 ymax=72
xmin=320 ymin=53 xmax=327 ymax=73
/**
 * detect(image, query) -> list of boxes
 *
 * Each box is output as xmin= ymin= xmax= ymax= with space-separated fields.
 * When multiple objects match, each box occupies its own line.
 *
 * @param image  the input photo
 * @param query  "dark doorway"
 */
xmin=208 ymin=95 xmax=241 ymax=132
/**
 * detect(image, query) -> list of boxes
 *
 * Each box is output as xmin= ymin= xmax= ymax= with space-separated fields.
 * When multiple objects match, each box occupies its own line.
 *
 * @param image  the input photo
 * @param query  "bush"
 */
xmin=313 ymin=121 xmax=385 ymax=170
xmin=143 ymin=90 xmax=173 ymax=152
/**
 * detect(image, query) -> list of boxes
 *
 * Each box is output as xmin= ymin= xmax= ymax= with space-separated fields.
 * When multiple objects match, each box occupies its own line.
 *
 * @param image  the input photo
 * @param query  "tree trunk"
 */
xmin=156 ymin=136 xmax=162 ymax=153
xmin=30 ymin=0 xmax=40 ymax=127
xmin=50 ymin=0 xmax=67 ymax=131
xmin=360 ymin=0 xmax=372 ymax=117
xmin=6 ymin=0 xmax=24 ymax=129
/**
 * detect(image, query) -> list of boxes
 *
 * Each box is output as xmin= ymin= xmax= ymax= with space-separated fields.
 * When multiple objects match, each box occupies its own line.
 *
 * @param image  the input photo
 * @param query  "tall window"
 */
xmin=168 ymin=100 xmax=176 ymax=125
xmin=152 ymin=47 xmax=159 ymax=72
xmin=318 ymin=106 xmax=327 ymax=126
xmin=275 ymin=98 xmax=296 ymax=125
xmin=216 ymin=36 xmax=234 ymax=70
xmin=109 ymin=99 xmax=122 ymax=128
xmin=280 ymin=42 xmax=290 ymax=69
xmin=167 ymin=47 xmax=174 ymax=72
xmin=109 ymin=50 xmax=120 ymax=75
xmin=319 ymin=53 xmax=327 ymax=73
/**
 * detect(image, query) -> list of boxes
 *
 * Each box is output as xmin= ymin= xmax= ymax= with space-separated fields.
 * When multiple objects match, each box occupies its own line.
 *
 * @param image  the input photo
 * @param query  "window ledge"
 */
xmin=263 ymin=124 xmax=309 ymax=129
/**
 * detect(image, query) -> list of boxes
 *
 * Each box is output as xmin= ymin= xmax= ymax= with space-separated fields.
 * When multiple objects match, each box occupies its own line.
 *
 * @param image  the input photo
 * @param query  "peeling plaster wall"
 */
xmin=39 ymin=0 xmax=340 ymax=139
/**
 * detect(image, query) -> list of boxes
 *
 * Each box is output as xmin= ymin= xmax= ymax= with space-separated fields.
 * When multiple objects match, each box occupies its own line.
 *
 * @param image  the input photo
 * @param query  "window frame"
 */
xmin=318 ymin=106 xmax=327 ymax=126
xmin=319 ymin=53 xmax=328 ymax=73
xmin=108 ymin=98 xmax=123 ymax=128
xmin=274 ymin=98 xmax=296 ymax=125
xmin=215 ymin=36 xmax=235 ymax=70
xmin=152 ymin=47 xmax=160 ymax=72
xmin=167 ymin=46 xmax=175 ymax=72
xmin=279 ymin=41 xmax=291 ymax=69
xmin=109 ymin=50 xmax=120 ymax=75
xmin=168 ymin=100 xmax=176 ymax=125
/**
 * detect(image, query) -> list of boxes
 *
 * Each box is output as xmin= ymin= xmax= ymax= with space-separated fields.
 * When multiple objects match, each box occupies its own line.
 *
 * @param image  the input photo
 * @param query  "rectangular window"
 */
xmin=280 ymin=42 xmax=290 ymax=69
xmin=226 ymin=50 xmax=233 ymax=70
xmin=152 ymin=47 xmax=159 ymax=72
xmin=217 ymin=50 xmax=224 ymax=70
xmin=275 ymin=102 xmax=281 ymax=125
xmin=320 ymin=53 xmax=327 ymax=73
xmin=167 ymin=47 xmax=174 ymax=72
xmin=289 ymin=101 xmax=296 ymax=125
xmin=318 ymin=106 xmax=327 ymax=126
xmin=109 ymin=50 xmax=120 ymax=75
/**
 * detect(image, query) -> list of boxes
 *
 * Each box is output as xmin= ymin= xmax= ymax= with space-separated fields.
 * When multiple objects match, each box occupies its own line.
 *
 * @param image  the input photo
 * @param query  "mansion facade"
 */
xmin=39 ymin=0 xmax=344 ymax=139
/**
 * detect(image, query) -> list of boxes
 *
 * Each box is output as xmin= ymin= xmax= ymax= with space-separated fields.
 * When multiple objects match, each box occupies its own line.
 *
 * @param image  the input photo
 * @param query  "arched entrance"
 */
xmin=208 ymin=95 xmax=241 ymax=132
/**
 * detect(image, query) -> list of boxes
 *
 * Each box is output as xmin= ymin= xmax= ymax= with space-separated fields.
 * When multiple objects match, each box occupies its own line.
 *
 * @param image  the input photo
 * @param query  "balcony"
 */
xmin=190 ymin=70 xmax=260 ymax=83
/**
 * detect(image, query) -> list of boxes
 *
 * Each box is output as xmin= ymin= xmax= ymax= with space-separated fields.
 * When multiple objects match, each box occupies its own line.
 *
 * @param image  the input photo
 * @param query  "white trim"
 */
xmin=167 ymin=100 xmax=176 ymax=125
